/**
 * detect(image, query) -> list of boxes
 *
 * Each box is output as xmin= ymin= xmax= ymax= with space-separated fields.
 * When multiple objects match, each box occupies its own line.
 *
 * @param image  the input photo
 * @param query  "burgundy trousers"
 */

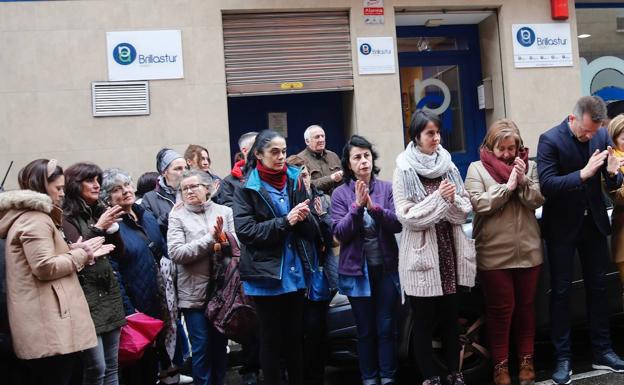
xmin=479 ymin=265 xmax=541 ymax=364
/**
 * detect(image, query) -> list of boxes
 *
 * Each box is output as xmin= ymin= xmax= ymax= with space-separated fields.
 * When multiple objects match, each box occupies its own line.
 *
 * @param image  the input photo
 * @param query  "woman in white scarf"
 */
xmin=392 ymin=110 xmax=476 ymax=385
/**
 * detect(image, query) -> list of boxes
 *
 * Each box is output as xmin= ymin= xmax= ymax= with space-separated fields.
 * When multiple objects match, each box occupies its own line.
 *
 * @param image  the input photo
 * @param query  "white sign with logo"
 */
xmin=107 ymin=30 xmax=184 ymax=81
xmin=357 ymin=37 xmax=396 ymax=75
xmin=512 ymin=23 xmax=573 ymax=68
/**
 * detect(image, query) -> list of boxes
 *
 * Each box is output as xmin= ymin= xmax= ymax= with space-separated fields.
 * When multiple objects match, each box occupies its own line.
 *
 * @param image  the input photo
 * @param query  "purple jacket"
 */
xmin=330 ymin=178 xmax=402 ymax=276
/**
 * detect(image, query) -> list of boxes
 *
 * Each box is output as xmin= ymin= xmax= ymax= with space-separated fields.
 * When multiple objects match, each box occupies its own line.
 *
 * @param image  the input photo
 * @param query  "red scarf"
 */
xmin=256 ymin=161 xmax=287 ymax=190
xmin=480 ymin=147 xmax=529 ymax=184
xmin=231 ymin=159 xmax=246 ymax=180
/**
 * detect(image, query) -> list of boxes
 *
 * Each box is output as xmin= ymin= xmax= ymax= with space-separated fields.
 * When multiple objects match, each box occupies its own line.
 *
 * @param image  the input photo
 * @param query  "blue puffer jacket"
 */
xmin=111 ymin=204 xmax=166 ymax=318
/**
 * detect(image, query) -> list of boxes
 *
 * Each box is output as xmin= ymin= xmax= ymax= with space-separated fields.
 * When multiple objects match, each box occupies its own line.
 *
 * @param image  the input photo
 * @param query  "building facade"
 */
xmin=0 ymin=0 xmax=620 ymax=188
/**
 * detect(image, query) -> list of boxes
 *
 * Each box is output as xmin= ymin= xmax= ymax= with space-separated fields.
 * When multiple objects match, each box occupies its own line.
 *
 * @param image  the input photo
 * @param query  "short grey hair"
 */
xmin=180 ymin=169 xmax=215 ymax=198
xmin=100 ymin=168 xmax=132 ymax=204
xmin=303 ymin=124 xmax=323 ymax=142
xmin=573 ymin=96 xmax=607 ymax=122
xmin=238 ymin=131 xmax=258 ymax=151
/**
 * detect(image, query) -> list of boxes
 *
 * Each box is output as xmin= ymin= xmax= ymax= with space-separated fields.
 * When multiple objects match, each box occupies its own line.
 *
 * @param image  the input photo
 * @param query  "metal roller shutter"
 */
xmin=222 ymin=11 xmax=354 ymax=96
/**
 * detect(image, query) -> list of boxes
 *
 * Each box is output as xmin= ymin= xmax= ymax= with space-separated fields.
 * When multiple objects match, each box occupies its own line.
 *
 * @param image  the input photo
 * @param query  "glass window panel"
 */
xmin=399 ymin=64 xmax=466 ymax=153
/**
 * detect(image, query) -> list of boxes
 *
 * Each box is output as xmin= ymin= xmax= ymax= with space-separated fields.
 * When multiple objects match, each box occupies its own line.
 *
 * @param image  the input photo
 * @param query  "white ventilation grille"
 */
xmin=92 ymin=81 xmax=150 ymax=117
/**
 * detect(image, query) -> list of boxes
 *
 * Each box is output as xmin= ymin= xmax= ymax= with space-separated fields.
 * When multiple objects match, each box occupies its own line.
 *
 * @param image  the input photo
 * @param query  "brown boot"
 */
xmin=493 ymin=360 xmax=511 ymax=385
xmin=519 ymin=355 xmax=535 ymax=385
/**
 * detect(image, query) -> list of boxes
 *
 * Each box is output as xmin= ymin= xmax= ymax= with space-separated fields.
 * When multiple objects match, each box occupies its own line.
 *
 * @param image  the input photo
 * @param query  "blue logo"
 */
xmin=360 ymin=43 xmax=372 ymax=55
xmin=113 ymin=43 xmax=137 ymax=65
xmin=516 ymin=27 xmax=536 ymax=47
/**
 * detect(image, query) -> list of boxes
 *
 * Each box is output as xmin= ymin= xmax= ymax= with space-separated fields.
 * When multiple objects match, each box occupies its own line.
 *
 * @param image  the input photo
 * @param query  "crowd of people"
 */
xmin=1 ymin=95 xmax=624 ymax=385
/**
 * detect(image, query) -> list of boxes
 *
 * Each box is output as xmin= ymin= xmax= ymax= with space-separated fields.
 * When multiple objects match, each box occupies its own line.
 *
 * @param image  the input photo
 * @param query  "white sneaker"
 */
xmin=178 ymin=374 xmax=193 ymax=385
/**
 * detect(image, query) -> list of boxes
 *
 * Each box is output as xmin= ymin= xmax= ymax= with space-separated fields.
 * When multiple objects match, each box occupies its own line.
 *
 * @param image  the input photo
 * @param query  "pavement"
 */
xmin=221 ymin=324 xmax=624 ymax=385
xmin=224 ymin=366 xmax=624 ymax=385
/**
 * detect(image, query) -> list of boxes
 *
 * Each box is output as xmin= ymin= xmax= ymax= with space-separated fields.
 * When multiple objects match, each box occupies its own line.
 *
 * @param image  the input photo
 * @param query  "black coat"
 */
xmin=212 ymin=174 xmax=242 ymax=208
xmin=537 ymin=118 xmax=623 ymax=241
xmin=141 ymin=184 xmax=176 ymax=236
xmin=233 ymin=167 xmax=319 ymax=283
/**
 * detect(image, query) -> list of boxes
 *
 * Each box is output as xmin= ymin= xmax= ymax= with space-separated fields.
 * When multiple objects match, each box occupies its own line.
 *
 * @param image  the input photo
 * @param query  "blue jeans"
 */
xmin=82 ymin=328 xmax=121 ymax=385
xmin=173 ymin=318 xmax=191 ymax=366
xmin=182 ymin=308 xmax=228 ymax=385
xmin=547 ymin=216 xmax=612 ymax=360
xmin=348 ymin=266 xmax=399 ymax=385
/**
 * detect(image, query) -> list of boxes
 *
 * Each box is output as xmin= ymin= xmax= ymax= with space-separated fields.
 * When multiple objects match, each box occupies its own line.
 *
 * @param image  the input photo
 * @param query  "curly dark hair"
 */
xmin=340 ymin=135 xmax=380 ymax=181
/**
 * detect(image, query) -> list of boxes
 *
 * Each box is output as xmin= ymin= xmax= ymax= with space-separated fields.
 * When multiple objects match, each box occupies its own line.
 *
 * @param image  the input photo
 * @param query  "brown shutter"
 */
xmin=222 ymin=11 xmax=354 ymax=96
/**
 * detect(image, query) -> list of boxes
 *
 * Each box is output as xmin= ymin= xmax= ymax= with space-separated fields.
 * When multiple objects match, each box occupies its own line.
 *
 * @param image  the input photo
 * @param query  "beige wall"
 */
xmin=0 ymin=0 xmax=582 ymax=190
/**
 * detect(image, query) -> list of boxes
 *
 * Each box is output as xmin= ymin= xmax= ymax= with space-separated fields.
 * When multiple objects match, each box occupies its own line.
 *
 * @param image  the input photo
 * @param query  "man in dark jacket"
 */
xmin=213 ymin=132 xmax=257 ymax=207
xmin=297 ymin=125 xmax=343 ymax=195
xmin=537 ymin=96 xmax=624 ymax=385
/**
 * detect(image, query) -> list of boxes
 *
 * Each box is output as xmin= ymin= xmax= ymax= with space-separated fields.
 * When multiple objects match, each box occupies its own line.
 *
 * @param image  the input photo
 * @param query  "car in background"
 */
xmin=326 ymin=207 xmax=624 ymax=384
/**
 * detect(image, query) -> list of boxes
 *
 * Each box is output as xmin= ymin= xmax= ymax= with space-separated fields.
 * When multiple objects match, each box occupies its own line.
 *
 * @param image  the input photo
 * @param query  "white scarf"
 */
xmin=395 ymin=141 xmax=464 ymax=202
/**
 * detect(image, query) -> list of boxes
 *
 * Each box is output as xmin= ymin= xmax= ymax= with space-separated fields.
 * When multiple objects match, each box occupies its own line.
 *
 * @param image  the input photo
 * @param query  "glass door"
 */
xmin=397 ymin=25 xmax=486 ymax=176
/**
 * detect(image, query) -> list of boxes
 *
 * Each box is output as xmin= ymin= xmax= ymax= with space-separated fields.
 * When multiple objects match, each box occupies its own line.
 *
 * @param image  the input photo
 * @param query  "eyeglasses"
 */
xmin=181 ymin=184 xmax=206 ymax=194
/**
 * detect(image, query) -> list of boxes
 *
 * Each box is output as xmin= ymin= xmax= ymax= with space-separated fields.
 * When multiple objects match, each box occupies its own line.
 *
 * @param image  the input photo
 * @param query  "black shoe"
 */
xmin=592 ymin=350 xmax=624 ymax=373
xmin=552 ymin=359 xmax=572 ymax=385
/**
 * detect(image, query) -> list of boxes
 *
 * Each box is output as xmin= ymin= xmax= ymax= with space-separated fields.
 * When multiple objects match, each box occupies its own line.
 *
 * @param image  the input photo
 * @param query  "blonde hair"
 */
xmin=608 ymin=114 xmax=624 ymax=148
xmin=482 ymin=119 xmax=523 ymax=152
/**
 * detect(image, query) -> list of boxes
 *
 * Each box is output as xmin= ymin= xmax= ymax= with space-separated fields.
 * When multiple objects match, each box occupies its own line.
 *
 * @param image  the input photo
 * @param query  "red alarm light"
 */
xmin=551 ymin=0 xmax=569 ymax=20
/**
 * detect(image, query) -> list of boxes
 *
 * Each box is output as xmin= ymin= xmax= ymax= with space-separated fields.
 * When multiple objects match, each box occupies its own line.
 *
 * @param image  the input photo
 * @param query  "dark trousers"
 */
xmin=121 ymin=346 xmax=158 ymax=385
xmin=479 ymin=266 xmax=541 ymax=364
xmin=238 ymin=334 xmax=260 ymax=375
xmin=303 ymin=298 xmax=331 ymax=385
xmin=547 ymin=216 xmax=612 ymax=360
xmin=408 ymin=294 xmax=460 ymax=379
xmin=25 ymin=352 xmax=79 ymax=385
xmin=253 ymin=291 xmax=305 ymax=385
xmin=348 ymin=267 xmax=399 ymax=384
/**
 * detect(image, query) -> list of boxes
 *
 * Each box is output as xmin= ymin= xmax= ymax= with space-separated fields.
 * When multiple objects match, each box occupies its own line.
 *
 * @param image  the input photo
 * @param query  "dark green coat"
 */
xmin=62 ymin=200 xmax=126 ymax=334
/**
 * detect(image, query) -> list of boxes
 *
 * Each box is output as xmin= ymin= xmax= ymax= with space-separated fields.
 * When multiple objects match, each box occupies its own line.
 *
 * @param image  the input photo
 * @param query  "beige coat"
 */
xmin=393 ymin=168 xmax=476 ymax=298
xmin=465 ymin=161 xmax=545 ymax=271
xmin=0 ymin=190 xmax=97 ymax=359
xmin=167 ymin=200 xmax=235 ymax=309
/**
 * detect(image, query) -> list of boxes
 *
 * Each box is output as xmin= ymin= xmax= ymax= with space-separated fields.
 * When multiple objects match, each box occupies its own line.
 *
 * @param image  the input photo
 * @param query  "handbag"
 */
xmin=118 ymin=312 xmax=164 ymax=365
xmin=308 ymin=265 xmax=332 ymax=301
xmin=206 ymin=232 xmax=257 ymax=344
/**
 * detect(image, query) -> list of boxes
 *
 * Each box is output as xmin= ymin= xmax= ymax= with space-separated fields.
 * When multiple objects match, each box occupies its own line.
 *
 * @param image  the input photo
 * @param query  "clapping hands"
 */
xmin=94 ymin=205 xmax=123 ymax=231
xmin=438 ymin=179 xmax=456 ymax=203
xmin=507 ymin=157 xmax=527 ymax=191
xmin=287 ymin=199 xmax=311 ymax=226
xmin=355 ymin=180 xmax=373 ymax=209
xmin=70 ymin=236 xmax=116 ymax=265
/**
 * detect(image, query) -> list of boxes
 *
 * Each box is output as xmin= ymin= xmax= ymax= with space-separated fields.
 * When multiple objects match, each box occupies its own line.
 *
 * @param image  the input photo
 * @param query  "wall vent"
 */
xmin=92 ymin=81 xmax=150 ymax=117
xmin=617 ymin=16 xmax=624 ymax=33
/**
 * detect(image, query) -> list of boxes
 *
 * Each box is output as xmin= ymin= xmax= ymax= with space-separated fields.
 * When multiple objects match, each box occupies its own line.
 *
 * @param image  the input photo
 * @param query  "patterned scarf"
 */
xmin=395 ymin=141 xmax=464 ymax=202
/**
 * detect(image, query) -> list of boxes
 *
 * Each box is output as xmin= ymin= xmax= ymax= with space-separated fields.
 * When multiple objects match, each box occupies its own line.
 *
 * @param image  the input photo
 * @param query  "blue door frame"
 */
xmin=397 ymin=25 xmax=487 ymax=176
